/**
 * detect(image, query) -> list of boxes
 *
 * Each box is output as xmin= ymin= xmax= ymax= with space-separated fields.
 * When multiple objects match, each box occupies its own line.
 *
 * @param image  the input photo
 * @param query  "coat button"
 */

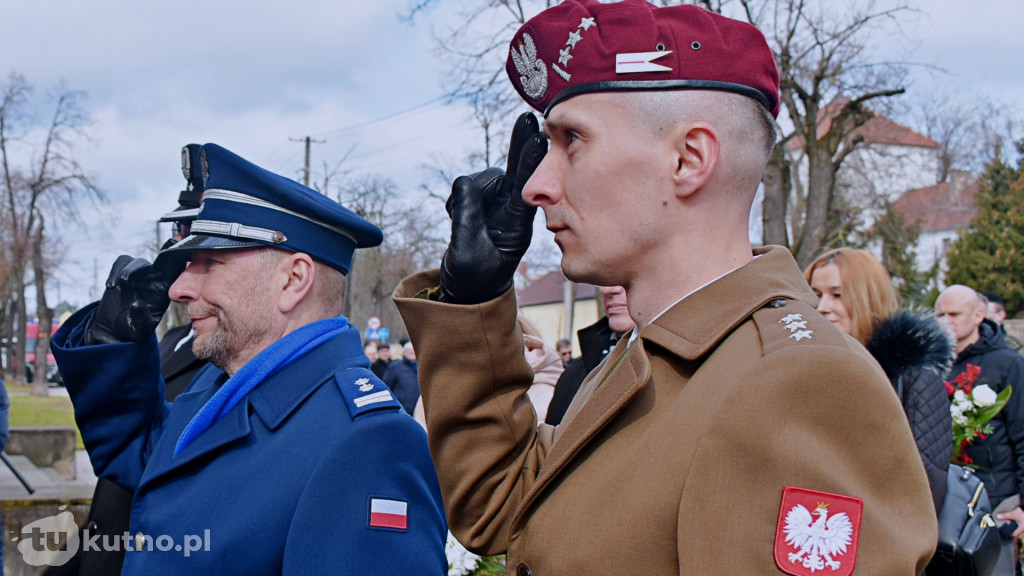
xmin=134 ymin=532 xmax=146 ymax=551
xmin=517 ymin=563 xmax=532 ymax=576
xmin=85 ymin=521 xmax=98 ymax=533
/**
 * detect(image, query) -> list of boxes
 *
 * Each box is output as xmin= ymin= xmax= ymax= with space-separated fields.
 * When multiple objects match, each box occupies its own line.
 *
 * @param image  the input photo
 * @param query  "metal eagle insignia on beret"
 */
xmin=511 ymin=33 xmax=548 ymax=100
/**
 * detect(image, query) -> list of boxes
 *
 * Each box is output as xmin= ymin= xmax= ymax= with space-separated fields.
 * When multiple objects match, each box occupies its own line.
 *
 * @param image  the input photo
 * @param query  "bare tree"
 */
xmin=735 ymin=0 xmax=915 ymax=266
xmin=337 ymin=175 xmax=447 ymax=342
xmin=0 ymin=72 xmax=105 ymax=393
xmin=903 ymin=91 xmax=1023 ymax=182
xmin=30 ymin=216 xmax=57 ymax=395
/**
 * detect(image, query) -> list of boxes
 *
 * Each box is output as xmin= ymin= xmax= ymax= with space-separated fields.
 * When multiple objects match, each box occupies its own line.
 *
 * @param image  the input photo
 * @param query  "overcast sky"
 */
xmin=3 ymin=0 xmax=1022 ymax=309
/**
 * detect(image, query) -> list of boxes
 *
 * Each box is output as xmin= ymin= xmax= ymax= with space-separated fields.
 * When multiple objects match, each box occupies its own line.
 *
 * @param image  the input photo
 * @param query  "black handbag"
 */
xmin=927 ymin=464 xmax=1002 ymax=576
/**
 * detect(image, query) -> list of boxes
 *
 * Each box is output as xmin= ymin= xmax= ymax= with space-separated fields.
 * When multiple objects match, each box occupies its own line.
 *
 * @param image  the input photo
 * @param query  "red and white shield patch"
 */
xmin=774 ymin=486 xmax=862 ymax=576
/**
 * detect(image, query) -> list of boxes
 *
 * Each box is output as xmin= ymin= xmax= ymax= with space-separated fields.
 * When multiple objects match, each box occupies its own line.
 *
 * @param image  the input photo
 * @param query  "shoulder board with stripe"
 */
xmin=335 ymin=367 xmax=401 ymax=420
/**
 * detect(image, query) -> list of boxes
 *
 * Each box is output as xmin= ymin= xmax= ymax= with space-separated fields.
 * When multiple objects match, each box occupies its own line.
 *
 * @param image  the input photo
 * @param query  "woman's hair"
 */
xmin=803 ymin=248 xmax=898 ymax=345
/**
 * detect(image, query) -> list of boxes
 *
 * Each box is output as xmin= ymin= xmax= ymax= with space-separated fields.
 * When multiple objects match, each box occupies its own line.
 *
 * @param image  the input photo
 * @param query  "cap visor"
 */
xmin=158 ymin=206 xmax=202 ymax=223
xmin=159 ymin=234 xmax=265 ymax=256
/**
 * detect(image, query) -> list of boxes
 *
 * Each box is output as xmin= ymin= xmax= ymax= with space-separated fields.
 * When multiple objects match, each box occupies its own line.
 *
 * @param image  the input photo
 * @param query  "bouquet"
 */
xmin=445 ymin=532 xmax=506 ymax=576
xmin=945 ymin=363 xmax=1012 ymax=465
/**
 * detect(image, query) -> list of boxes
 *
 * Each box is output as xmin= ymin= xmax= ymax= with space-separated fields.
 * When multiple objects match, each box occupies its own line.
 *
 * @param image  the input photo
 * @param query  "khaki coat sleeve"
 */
xmin=394 ymin=270 xmax=552 ymax=555
xmin=676 ymin=339 xmax=938 ymax=575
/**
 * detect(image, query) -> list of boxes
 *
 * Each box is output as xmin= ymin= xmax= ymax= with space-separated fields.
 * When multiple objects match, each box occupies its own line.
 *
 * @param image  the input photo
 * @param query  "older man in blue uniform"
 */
xmin=52 ymin=143 xmax=447 ymax=575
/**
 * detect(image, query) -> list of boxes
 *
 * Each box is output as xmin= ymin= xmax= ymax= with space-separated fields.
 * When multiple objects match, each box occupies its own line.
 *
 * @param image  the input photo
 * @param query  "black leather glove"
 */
xmin=440 ymin=112 xmax=548 ymax=304
xmin=84 ymin=254 xmax=185 ymax=345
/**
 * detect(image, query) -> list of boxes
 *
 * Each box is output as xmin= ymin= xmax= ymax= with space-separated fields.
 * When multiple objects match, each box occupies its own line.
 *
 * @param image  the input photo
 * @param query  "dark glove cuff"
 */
xmin=82 ymin=312 xmax=123 ymax=346
xmin=439 ymin=253 xmax=512 ymax=305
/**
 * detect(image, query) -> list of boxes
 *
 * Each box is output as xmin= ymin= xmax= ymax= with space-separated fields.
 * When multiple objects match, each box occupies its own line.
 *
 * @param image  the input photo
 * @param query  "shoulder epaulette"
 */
xmin=753 ymin=298 xmax=848 ymax=355
xmin=335 ymin=367 xmax=402 ymax=420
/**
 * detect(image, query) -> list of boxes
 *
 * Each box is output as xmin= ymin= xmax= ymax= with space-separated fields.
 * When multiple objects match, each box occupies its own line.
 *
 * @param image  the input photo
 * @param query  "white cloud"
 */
xmin=2 ymin=0 xmax=1021 ymax=308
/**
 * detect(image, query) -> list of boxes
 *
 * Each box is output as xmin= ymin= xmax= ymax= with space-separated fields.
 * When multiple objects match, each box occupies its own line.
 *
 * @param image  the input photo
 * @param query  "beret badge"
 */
xmin=510 ymin=33 xmax=549 ymax=101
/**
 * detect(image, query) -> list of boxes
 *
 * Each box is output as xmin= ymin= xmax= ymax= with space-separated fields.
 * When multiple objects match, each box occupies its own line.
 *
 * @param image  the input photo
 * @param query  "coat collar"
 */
xmin=511 ymin=246 xmax=815 ymax=532
xmin=641 ymin=246 xmax=815 ymax=361
xmin=142 ymin=327 xmax=367 ymax=482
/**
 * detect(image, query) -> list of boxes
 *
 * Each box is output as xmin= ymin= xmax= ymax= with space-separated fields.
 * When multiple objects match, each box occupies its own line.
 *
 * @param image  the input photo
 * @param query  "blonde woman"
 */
xmin=805 ymin=248 xmax=954 ymax=514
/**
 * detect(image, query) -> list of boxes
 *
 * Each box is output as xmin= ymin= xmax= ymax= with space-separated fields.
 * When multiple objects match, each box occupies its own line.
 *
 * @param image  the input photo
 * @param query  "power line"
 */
xmin=310 ymin=96 xmax=447 ymax=139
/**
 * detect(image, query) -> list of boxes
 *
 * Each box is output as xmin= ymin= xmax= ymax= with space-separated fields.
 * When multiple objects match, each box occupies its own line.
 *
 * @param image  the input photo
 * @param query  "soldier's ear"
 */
xmin=670 ymin=121 xmax=719 ymax=199
xmin=278 ymin=253 xmax=316 ymax=314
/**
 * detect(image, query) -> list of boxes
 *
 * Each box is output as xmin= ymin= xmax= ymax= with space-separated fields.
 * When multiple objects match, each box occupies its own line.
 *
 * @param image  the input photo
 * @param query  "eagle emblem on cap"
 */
xmin=511 ymin=33 xmax=548 ymax=100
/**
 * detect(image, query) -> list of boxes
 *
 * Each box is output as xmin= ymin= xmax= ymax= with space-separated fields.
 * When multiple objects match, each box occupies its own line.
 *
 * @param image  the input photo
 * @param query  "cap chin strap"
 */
xmin=190 ymin=220 xmax=287 ymax=245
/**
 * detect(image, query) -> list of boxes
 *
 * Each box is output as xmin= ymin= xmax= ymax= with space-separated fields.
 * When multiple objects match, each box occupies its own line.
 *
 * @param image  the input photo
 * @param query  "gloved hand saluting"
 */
xmin=84 ymin=253 xmax=186 ymax=345
xmin=440 ymin=112 xmax=548 ymax=304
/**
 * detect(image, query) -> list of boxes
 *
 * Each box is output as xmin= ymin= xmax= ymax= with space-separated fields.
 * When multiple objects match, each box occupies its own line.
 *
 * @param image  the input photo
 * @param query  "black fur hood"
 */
xmin=865 ymin=310 xmax=955 ymax=385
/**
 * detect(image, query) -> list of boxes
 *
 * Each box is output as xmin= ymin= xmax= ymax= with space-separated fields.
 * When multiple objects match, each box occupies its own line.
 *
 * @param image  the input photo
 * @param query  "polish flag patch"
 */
xmin=369 ymin=498 xmax=408 ymax=530
xmin=775 ymin=486 xmax=862 ymax=576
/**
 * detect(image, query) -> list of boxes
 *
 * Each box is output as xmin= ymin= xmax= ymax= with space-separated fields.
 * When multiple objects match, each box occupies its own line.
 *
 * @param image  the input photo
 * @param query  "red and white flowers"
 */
xmin=945 ymin=363 xmax=1012 ymax=465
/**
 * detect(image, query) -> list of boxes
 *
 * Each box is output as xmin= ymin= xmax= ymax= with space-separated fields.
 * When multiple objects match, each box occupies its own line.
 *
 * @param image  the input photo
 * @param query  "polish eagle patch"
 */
xmin=775 ymin=486 xmax=862 ymax=576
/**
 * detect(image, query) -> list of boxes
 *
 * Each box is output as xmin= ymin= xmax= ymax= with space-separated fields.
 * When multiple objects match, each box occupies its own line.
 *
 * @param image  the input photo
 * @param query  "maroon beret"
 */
xmin=506 ymin=0 xmax=780 ymax=118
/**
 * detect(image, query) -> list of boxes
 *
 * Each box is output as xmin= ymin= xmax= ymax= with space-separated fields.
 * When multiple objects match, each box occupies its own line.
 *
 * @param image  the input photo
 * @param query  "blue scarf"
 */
xmin=174 ymin=316 xmax=350 ymax=456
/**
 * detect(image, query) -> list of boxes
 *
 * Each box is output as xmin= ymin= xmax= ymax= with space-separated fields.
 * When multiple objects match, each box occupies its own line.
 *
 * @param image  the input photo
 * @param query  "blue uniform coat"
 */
xmin=52 ymin=305 xmax=447 ymax=575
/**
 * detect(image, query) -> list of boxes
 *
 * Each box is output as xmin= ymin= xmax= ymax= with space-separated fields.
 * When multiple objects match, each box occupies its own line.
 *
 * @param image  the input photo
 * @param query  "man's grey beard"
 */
xmin=190 ymin=305 xmax=267 ymax=372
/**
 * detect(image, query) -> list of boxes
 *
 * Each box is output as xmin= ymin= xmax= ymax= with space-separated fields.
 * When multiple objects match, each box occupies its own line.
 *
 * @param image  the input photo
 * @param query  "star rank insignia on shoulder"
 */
xmin=775 ymin=486 xmax=862 ymax=576
xmin=779 ymin=314 xmax=813 ymax=341
xmin=336 ymin=369 xmax=401 ymax=420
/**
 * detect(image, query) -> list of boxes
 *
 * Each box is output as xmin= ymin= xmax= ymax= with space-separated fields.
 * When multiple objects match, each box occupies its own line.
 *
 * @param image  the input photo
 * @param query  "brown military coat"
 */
xmin=394 ymin=246 xmax=937 ymax=575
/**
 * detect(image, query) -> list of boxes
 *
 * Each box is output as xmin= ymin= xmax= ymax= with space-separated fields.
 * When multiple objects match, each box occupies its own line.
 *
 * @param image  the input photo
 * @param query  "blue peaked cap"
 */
xmin=159 ymin=143 xmax=382 ymax=274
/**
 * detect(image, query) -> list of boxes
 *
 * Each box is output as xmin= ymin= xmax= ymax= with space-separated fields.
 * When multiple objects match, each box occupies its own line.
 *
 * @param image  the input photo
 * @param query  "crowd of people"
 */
xmin=32 ymin=0 xmax=1024 ymax=575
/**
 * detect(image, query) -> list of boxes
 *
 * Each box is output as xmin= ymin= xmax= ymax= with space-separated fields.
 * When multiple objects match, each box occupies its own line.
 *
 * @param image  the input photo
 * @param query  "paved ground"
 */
xmin=1 ymin=386 xmax=97 ymax=501
xmin=0 ymin=450 xmax=96 ymax=501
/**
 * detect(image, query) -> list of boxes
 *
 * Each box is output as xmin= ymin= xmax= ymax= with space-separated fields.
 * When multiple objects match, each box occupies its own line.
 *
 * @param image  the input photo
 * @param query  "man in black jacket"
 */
xmin=370 ymin=341 xmax=391 ymax=379
xmin=545 ymin=286 xmax=634 ymax=426
xmin=45 ymin=145 xmax=209 ymax=576
xmin=383 ymin=340 xmax=419 ymax=415
xmin=937 ymin=284 xmax=1024 ymax=575
xmin=981 ymin=291 xmax=1024 ymax=354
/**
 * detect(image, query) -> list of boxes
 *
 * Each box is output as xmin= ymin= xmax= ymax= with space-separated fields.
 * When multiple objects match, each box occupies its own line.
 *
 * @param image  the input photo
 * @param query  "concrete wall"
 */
xmin=519 ymin=299 xmax=601 ymax=356
xmin=6 ymin=428 xmax=77 ymax=479
xmin=3 ymin=499 xmax=90 ymax=576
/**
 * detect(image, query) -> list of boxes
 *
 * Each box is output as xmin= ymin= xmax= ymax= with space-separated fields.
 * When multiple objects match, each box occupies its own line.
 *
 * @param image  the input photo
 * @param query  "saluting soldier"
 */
xmin=394 ymin=1 xmax=936 ymax=574
xmin=53 ymin=143 xmax=447 ymax=575
xmin=45 ymin=144 xmax=213 ymax=576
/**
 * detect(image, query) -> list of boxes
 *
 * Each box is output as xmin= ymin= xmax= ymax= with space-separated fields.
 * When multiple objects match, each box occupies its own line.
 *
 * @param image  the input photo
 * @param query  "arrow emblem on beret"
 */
xmin=616 ymin=51 xmax=673 ymax=74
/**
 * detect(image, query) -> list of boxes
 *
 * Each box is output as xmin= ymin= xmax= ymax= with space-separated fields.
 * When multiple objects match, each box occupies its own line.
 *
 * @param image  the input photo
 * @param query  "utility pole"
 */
xmin=562 ymin=277 xmax=576 ymax=343
xmin=290 ymin=136 xmax=325 ymax=187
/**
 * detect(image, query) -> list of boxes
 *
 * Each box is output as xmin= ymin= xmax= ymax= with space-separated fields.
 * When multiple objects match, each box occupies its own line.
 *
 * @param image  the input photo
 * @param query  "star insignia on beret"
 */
xmin=566 ymin=30 xmax=583 ymax=48
xmin=355 ymin=378 xmax=375 ymax=393
xmin=579 ymin=17 xmax=596 ymax=31
xmin=558 ymin=47 xmax=573 ymax=66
